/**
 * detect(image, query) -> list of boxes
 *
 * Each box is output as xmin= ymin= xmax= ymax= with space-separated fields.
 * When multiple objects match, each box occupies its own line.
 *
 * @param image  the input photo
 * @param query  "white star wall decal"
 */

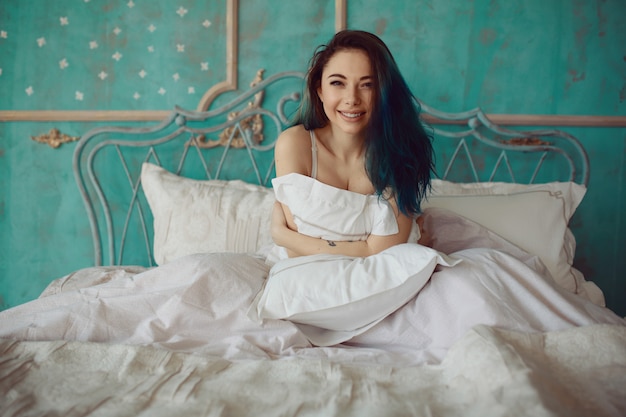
xmin=15 ymin=3 xmax=223 ymax=110
xmin=0 ymin=31 xmax=7 ymax=39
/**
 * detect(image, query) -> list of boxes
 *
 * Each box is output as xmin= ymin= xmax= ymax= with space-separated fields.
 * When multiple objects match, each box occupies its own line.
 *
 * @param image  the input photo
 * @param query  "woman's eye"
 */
xmin=330 ymin=80 xmax=343 ymax=86
xmin=361 ymin=82 xmax=373 ymax=89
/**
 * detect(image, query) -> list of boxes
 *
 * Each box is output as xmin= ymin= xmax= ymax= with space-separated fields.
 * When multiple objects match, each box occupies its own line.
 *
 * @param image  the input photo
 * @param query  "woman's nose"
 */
xmin=344 ymin=88 xmax=361 ymax=105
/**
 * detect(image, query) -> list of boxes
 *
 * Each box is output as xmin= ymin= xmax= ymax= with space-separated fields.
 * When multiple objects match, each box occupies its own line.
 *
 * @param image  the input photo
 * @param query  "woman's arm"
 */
xmin=271 ymin=201 xmax=414 ymax=258
xmin=271 ymin=126 xmax=414 ymax=257
xmin=272 ymin=126 xmax=313 ymax=234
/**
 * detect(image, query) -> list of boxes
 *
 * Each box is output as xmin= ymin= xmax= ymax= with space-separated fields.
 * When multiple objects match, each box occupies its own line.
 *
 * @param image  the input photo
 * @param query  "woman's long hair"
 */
xmin=293 ymin=30 xmax=434 ymax=217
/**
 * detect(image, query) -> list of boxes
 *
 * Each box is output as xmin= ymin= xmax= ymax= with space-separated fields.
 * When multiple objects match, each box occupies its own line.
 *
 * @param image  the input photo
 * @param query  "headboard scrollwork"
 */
xmin=197 ymin=69 xmax=268 ymax=149
xmin=417 ymin=99 xmax=589 ymax=186
xmin=73 ymin=71 xmax=589 ymax=266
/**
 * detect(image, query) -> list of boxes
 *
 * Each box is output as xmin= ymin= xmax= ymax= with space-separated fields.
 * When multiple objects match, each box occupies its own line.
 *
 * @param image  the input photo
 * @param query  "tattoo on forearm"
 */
xmin=326 ymin=240 xmax=337 ymax=247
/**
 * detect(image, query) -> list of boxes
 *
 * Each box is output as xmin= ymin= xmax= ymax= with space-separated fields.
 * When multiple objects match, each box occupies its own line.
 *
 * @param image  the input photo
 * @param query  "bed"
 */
xmin=1 ymin=72 xmax=625 ymax=417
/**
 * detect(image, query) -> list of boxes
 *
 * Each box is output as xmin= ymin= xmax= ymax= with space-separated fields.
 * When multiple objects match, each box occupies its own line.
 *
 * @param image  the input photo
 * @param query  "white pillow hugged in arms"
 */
xmin=253 ymin=172 xmax=458 ymax=346
xmin=272 ymin=172 xmax=400 ymax=241
xmin=141 ymin=163 xmax=276 ymax=265
xmin=267 ymin=172 xmax=422 ymax=263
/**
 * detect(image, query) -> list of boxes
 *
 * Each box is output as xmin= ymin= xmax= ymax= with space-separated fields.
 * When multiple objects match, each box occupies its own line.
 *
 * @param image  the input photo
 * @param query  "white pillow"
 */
xmin=421 ymin=179 xmax=586 ymax=293
xmin=141 ymin=163 xmax=275 ymax=265
xmin=253 ymin=243 xmax=458 ymax=346
xmin=272 ymin=173 xmax=399 ymax=241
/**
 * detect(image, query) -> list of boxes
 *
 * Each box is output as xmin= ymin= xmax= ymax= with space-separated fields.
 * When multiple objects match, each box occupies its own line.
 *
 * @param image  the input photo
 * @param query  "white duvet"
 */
xmin=0 ymin=208 xmax=625 ymax=416
xmin=0 ymin=208 xmax=622 ymax=364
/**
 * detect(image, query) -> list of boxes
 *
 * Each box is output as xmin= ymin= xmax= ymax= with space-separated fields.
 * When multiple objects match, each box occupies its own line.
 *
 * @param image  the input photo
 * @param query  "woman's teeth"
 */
xmin=341 ymin=112 xmax=363 ymax=118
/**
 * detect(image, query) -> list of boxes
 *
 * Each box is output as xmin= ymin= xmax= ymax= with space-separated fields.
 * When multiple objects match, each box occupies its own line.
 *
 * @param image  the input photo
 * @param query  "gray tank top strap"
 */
xmin=309 ymin=129 xmax=318 ymax=180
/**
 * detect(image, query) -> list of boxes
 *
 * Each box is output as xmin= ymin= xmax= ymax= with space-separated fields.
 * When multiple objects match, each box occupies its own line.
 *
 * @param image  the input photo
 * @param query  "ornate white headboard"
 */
xmin=73 ymin=71 xmax=589 ymax=267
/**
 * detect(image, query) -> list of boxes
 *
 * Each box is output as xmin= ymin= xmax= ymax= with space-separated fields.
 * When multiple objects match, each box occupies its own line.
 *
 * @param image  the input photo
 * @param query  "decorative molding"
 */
xmin=335 ymin=0 xmax=347 ymax=32
xmin=196 ymin=69 xmax=266 ymax=149
xmin=31 ymin=128 xmax=79 ymax=148
xmin=0 ymin=0 xmax=238 ymax=123
xmin=195 ymin=0 xmax=239 ymax=111
xmin=1 ymin=110 xmax=171 ymax=122
xmin=420 ymin=114 xmax=626 ymax=127
xmin=486 ymin=114 xmax=626 ymax=127
xmin=2 ymin=110 xmax=625 ymax=127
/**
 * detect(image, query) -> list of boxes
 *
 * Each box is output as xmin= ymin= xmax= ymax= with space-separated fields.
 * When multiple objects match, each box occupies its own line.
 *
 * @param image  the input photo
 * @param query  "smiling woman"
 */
xmin=317 ymin=49 xmax=374 ymax=137
xmin=269 ymin=30 xmax=434 ymax=261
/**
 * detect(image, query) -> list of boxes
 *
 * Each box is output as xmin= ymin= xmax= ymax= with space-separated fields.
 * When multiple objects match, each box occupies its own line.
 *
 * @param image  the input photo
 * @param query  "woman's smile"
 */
xmin=339 ymin=111 xmax=366 ymax=120
xmin=317 ymin=49 xmax=373 ymax=135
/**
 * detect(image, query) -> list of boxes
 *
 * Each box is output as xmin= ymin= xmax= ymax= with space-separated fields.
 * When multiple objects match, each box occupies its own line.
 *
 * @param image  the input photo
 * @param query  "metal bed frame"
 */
xmin=73 ymin=72 xmax=589 ymax=267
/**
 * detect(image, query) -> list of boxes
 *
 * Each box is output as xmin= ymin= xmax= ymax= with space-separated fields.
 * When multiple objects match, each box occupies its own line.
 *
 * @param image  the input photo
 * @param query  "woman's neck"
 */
xmin=317 ymin=125 xmax=366 ymax=163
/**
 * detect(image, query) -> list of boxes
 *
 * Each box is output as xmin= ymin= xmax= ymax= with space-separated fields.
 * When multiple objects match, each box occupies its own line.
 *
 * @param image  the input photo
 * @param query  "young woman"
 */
xmin=270 ymin=30 xmax=434 ymax=259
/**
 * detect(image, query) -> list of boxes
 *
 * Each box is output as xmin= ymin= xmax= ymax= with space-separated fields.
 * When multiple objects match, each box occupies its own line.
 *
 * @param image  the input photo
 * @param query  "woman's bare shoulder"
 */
xmin=274 ymin=125 xmax=312 ymax=176
xmin=276 ymin=125 xmax=310 ymax=148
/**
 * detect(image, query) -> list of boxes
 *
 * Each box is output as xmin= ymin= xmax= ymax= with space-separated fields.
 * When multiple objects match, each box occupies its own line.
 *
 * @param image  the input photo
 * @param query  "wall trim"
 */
xmin=336 ymin=0 xmax=347 ymax=32
xmin=421 ymin=114 xmax=626 ymax=127
xmin=0 ymin=0 xmax=239 ymax=123
xmin=1 ymin=109 xmax=625 ymax=127
xmin=195 ymin=0 xmax=238 ymax=111
xmin=2 ymin=110 xmax=171 ymax=122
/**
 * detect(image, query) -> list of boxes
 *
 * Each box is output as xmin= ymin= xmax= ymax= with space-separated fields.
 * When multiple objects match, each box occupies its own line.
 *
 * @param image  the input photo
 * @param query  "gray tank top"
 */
xmin=309 ymin=130 xmax=318 ymax=179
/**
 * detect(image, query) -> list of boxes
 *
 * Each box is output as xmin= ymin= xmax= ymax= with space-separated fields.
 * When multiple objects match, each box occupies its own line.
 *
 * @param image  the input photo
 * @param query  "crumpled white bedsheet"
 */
xmin=0 ymin=208 xmax=625 ymax=415
xmin=1 ymin=323 xmax=625 ymax=417
xmin=0 ymin=209 xmax=624 ymax=364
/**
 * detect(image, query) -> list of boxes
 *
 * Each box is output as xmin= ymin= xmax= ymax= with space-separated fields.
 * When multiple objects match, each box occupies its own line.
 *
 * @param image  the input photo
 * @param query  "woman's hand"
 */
xmin=416 ymin=215 xmax=432 ymax=247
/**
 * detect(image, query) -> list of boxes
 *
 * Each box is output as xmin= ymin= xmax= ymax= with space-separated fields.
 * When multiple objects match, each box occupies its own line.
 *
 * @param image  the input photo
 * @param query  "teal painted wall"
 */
xmin=1 ymin=0 xmax=625 ymax=316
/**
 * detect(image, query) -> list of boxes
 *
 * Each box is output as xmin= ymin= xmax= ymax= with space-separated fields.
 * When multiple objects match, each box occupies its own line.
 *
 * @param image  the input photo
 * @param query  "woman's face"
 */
xmin=317 ymin=49 xmax=374 ymax=136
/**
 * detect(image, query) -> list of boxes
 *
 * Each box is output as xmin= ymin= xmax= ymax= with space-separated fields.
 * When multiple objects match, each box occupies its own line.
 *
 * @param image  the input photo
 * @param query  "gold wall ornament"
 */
xmin=196 ymin=69 xmax=266 ymax=149
xmin=502 ymin=136 xmax=552 ymax=147
xmin=31 ymin=128 xmax=80 ymax=148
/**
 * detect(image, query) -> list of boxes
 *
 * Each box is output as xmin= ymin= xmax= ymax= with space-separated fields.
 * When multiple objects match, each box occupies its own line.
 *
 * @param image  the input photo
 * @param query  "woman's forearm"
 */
xmin=273 ymin=225 xmax=372 ymax=257
xmin=271 ymin=202 xmax=375 ymax=257
xmin=270 ymin=201 xmax=413 ymax=258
